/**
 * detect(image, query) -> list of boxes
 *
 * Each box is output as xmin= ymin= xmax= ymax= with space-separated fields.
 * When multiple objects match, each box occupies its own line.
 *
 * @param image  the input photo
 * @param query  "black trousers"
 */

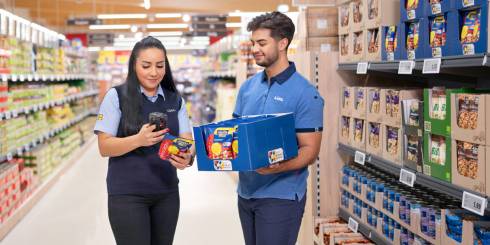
xmin=108 ymin=190 xmax=180 ymax=245
xmin=238 ymin=195 xmax=306 ymax=245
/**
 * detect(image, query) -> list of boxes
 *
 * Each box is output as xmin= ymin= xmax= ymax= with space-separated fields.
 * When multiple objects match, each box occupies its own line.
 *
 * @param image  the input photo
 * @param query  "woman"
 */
xmin=94 ymin=36 xmax=194 ymax=245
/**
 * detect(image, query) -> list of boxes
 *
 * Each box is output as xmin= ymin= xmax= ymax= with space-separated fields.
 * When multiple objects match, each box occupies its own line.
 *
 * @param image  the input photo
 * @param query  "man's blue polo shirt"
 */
xmin=233 ymin=62 xmax=324 ymax=201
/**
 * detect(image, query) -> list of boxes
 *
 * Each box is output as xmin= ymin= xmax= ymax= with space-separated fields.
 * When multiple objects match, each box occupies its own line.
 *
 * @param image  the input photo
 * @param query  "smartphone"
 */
xmin=149 ymin=112 xmax=168 ymax=132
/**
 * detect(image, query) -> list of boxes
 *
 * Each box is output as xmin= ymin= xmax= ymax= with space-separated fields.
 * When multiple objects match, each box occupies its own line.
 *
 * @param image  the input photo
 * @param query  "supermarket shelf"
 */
xmin=204 ymin=70 xmax=237 ymax=79
xmin=1 ymin=74 xmax=97 ymax=83
xmin=338 ymin=143 xmax=490 ymax=213
xmin=0 ymin=89 xmax=99 ymax=121
xmin=337 ymin=54 xmax=490 ymax=75
xmin=0 ymin=135 xmax=96 ymax=241
xmin=0 ymin=109 xmax=95 ymax=163
xmin=339 ymin=207 xmax=391 ymax=245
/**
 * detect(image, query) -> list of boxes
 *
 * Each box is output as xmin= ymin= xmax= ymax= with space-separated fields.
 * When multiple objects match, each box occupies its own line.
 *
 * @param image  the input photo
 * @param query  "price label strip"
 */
xmin=356 ymin=62 xmax=369 ymax=74
xmin=348 ymin=217 xmax=359 ymax=233
xmin=423 ymin=58 xmax=442 ymax=74
xmin=399 ymin=169 xmax=416 ymax=187
xmin=354 ymin=151 xmax=366 ymax=165
xmin=398 ymin=60 xmax=415 ymax=74
xmin=462 ymin=191 xmax=488 ymax=216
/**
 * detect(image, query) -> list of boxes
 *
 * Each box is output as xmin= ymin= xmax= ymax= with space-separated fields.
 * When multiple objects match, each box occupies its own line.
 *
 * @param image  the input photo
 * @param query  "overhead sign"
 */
xmin=88 ymin=33 xmax=114 ymax=46
xmin=67 ymin=18 xmax=102 ymax=26
xmin=190 ymin=15 xmax=227 ymax=37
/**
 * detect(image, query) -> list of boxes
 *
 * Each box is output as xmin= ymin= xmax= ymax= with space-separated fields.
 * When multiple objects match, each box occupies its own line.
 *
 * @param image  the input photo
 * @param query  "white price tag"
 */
xmin=354 ymin=151 xmax=366 ymax=165
xmin=5 ymin=112 xmax=11 ymax=120
xmin=348 ymin=217 xmax=359 ymax=233
xmin=423 ymin=58 xmax=441 ymax=74
xmin=356 ymin=62 xmax=369 ymax=74
xmin=462 ymin=191 xmax=487 ymax=216
xmin=11 ymin=74 xmax=17 ymax=82
xmin=399 ymin=169 xmax=416 ymax=187
xmin=398 ymin=60 xmax=415 ymax=74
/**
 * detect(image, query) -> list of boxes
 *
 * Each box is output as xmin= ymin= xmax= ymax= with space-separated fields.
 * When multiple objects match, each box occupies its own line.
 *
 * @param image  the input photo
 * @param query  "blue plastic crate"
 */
xmin=382 ymin=25 xmax=402 ymax=61
xmin=193 ymin=113 xmax=299 ymax=171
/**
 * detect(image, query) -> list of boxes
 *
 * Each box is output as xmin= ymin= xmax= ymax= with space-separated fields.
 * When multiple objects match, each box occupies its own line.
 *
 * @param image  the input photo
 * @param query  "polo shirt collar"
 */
xmin=139 ymin=85 xmax=165 ymax=100
xmin=262 ymin=62 xmax=296 ymax=85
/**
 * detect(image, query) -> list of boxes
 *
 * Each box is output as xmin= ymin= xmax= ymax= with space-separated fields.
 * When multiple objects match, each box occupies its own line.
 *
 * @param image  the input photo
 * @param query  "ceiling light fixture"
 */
xmin=226 ymin=23 xmax=242 ymax=28
xmin=148 ymin=31 xmax=183 ymax=36
xmin=146 ymin=23 xmax=189 ymax=29
xmin=144 ymin=0 xmax=151 ymax=10
xmin=131 ymin=25 xmax=138 ymax=33
xmin=182 ymin=14 xmax=191 ymax=22
xmin=97 ymin=14 xmax=147 ymax=19
xmin=155 ymin=13 xmax=183 ymax=18
xmin=277 ymin=4 xmax=289 ymax=13
xmin=228 ymin=11 xmax=264 ymax=17
xmin=89 ymin=24 xmax=131 ymax=30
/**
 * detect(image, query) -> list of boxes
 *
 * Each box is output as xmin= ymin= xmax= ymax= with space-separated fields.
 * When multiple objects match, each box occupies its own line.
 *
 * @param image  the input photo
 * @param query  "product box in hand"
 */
xmin=340 ymin=116 xmax=353 ymax=145
xmin=352 ymin=87 xmax=367 ymax=119
xmin=351 ymin=118 xmax=367 ymax=150
xmin=193 ymin=113 xmax=298 ymax=171
xmin=381 ymin=25 xmax=402 ymax=61
xmin=426 ymin=0 xmax=455 ymax=16
xmin=423 ymin=132 xmax=452 ymax=182
xmin=401 ymin=0 xmax=425 ymax=21
xmin=383 ymin=124 xmax=403 ymax=164
xmin=366 ymin=121 xmax=384 ymax=156
xmin=339 ymin=33 xmax=353 ymax=63
xmin=313 ymin=217 xmax=343 ymax=241
xmin=451 ymin=93 xmax=490 ymax=145
xmin=424 ymin=88 xmax=474 ymax=137
xmin=367 ymin=88 xmax=385 ymax=122
xmin=400 ymin=18 xmax=429 ymax=60
xmin=339 ymin=3 xmax=352 ymax=35
xmin=402 ymin=100 xmax=424 ymax=172
xmin=451 ymin=139 xmax=490 ymax=196
xmin=365 ymin=27 xmax=382 ymax=61
xmin=306 ymin=7 xmax=339 ymax=37
xmin=452 ymin=4 xmax=489 ymax=56
xmin=341 ymin=86 xmax=354 ymax=116
xmin=382 ymin=89 xmax=422 ymax=127
xmin=364 ymin=0 xmax=400 ymax=29
xmin=351 ymin=0 xmax=366 ymax=31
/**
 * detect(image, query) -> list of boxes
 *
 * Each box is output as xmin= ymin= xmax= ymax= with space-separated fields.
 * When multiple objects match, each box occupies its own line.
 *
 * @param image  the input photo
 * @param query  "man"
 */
xmin=233 ymin=11 xmax=324 ymax=245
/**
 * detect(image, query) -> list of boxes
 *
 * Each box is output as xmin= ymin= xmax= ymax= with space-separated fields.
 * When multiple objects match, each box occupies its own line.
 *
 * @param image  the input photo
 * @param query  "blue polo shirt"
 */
xmin=233 ymin=62 xmax=324 ymax=200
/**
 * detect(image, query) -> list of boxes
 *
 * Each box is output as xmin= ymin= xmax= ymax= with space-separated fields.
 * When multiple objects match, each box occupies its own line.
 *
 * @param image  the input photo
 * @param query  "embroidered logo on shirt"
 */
xmin=273 ymin=96 xmax=284 ymax=102
xmin=167 ymin=109 xmax=177 ymax=113
xmin=97 ymin=114 xmax=104 ymax=121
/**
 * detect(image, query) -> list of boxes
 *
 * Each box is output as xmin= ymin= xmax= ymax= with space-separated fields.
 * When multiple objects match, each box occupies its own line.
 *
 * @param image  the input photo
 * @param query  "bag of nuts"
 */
xmin=387 ymin=126 xmax=399 ymax=155
xmin=369 ymin=123 xmax=380 ymax=148
xmin=342 ymin=117 xmax=351 ymax=139
xmin=391 ymin=90 xmax=401 ymax=119
xmin=407 ymin=135 xmax=420 ymax=162
xmin=354 ymin=119 xmax=364 ymax=142
xmin=356 ymin=89 xmax=365 ymax=111
xmin=370 ymin=89 xmax=380 ymax=114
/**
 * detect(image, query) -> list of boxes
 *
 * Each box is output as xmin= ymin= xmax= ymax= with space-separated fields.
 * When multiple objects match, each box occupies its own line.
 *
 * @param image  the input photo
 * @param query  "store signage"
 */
xmin=399 ymin=169 xmax=416 ymax=187
xmin=67 ymin=18 xmax=102 ymax=26
xmin=356 ymin=62 xmax=368 ymax=74
xmin=423 ymin=58 xmax=441 ymax=74
xmin=462 ymin=191 xmax=487 ymax=216
xmin=88 ymin=33 xmax=114 ymax=46
xmin=190 ymin=15 xmax=227 ymax=37
xmin=191 ymin=15 xmax=227 ymax=23
xmin=354 ymin=151 xmax=366 ymax=165
xmin=348 ymin=217 xmax=359 ymax=233
xmin=398 ymin=60 xmax=415 ymax=74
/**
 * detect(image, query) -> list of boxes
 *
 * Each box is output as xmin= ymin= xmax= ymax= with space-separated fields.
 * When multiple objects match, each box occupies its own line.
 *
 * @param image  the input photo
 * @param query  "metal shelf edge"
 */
xmin=338 ymin=208 xmax=391 ymax=245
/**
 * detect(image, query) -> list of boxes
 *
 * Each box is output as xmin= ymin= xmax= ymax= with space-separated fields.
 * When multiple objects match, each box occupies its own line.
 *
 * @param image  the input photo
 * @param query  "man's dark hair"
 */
xmin=247 ymin=11 xmax=295 ymax=49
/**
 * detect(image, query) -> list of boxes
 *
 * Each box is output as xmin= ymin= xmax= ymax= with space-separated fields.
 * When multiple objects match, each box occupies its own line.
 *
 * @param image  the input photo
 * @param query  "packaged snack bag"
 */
xmin=407 ymin=22 xmax=420 ymax=52
xmin=159 ymin=134 xmax=194 ymax=160
xmin=430 ymin=16 xmax=447 ymax=48
xmin=461 ymin=10 xmax=481 ymax=44
xmin=385 ymin=26 xmax=398 ymax=53
xmin=206 ymin=127 xmax=236 ymax=160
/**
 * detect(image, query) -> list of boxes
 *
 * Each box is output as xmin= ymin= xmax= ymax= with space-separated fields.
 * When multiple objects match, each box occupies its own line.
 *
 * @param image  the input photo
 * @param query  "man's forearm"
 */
xmin=279 ymin=145 xmax=319 ymax=172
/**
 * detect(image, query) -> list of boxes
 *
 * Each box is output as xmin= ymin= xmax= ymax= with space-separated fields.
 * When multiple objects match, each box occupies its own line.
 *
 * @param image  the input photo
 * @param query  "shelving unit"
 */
xmin=339 ymin=208 xmax=392 ymax=245
xmin=0 ymin=89 xmax=98 ymax=120
xmin=338 ymin=143 xmax=490 ymax=213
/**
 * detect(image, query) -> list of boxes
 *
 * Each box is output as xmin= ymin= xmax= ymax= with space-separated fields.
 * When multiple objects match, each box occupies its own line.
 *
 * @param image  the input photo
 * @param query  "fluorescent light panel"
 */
xmin=148 ymin=31 xmax=183 ymax=36
xmin=155 ymin=13 xmax=182 ymax=18
xmin=147 ymin=23 xmax=188 ymax=29
xmin=97 ymin=14 xmax=147 ymax=19
xmin=89 ymin=24 xmax=131 ymax=30
xmin=226 ymin=23 xmax=242 ymax=28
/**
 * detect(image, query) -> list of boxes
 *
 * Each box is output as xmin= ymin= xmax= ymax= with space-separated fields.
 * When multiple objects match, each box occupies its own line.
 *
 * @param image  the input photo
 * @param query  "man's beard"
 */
xmin=255 ymin=52 xmax=278 ymax=68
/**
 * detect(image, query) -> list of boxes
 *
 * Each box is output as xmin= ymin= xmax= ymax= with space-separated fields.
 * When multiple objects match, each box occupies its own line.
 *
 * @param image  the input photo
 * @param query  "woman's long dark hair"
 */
xmin=119 ymin=36 xmax=177 ymax=137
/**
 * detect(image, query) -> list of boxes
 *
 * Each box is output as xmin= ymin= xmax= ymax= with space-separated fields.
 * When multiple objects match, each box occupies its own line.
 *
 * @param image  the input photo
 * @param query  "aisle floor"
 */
xmin=1 ymin=140 xmax=244 ymax=245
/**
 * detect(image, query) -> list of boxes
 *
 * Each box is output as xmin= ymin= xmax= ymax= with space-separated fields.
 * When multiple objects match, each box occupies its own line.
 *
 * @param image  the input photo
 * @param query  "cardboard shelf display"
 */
xmin=351 ymin=0 xmax=366 ymax=32
xmin=352 ymin=30 xmax=366 ymax=61
xmin=366 ymin=120 xmax=384 ymax=157
xmin=367 ymin=88 xmax=385 ymax=122
xmin=382 ymin=89 xmax=422 ymax=127
xmin=383 ymin=124 xmax=403 ymax=165
xmin=365 ymin=27 xmax=382 ymax=61
xmin=402 ymin=100 xmax=425 ymax=172
xmin=423 ymin=132 xmax=452 ymax=182
xmin=340 ymin=115 xmax=353 ymax=145
xmin=364 ymin=0 xmax=401 ymax=29
xmin=351 ymin=117 xmax=367 ymax=150
xmin=339 ymin=3 xmax=352 ymax=35
xmin=352 ymin=87 xmax=367 ymax=119
xmin=341 ymin=86 xmax=354 ymax=116
xmin=339 ymin=33 xmax=353 ymax=62
xmin=451 ymin=93 xmax=490 ymax=145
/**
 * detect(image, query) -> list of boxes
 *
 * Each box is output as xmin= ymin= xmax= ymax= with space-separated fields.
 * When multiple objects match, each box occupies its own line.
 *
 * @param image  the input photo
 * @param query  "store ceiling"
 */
xmin=9 ymin=0 xmax=296 ymax=34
